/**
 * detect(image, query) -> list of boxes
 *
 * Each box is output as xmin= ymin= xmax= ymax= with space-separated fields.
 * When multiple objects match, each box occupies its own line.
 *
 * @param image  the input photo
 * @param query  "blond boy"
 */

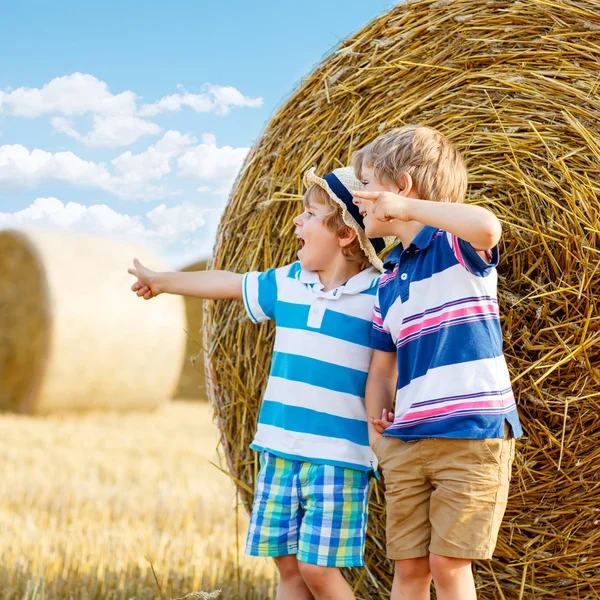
xmin=129 ymin=167 xmax=387 ymax=600
xmin=351 ymin=126 xmax=522 ymax=600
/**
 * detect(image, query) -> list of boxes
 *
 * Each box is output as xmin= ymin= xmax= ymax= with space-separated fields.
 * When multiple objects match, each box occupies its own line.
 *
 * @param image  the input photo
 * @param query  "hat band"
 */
xmin=324 ymin=172 xmax=385 ymax=253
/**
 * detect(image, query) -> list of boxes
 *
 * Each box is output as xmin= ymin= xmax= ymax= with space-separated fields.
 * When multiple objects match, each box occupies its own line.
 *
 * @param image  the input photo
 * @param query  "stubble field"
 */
xmin=0 ymin=401 xmax=278 ymax=600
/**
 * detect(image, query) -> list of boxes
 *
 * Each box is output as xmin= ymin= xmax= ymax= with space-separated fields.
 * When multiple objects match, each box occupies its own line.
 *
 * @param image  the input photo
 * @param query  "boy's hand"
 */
xmin=128 ymin=258 xmax=162 ymax=300
xmin=352 ymin=190 xmax=414 ymax=222
xmin=370 ymin=408 xmax=395 ymax=434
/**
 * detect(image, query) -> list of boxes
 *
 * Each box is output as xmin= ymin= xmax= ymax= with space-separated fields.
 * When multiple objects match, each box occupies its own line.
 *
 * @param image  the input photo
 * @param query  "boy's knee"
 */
xmin=394 ymin=556 xmax=431 ymax=582
xmin=297 ymin=561 xmax=334 ymax=588
xmin=275 ymin=554 xmax=302 ymax=581
xmin=429 ymin=553 xmax=472 ymax=584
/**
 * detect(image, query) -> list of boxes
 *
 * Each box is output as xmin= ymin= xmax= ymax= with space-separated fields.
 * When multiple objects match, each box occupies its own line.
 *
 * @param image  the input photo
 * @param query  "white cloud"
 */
xmin=139 ymin=84 xmax=263 ymax=117
xmin=0 ymin=198 xmax=215 ymax=262
xmin=0 ymin=73 xmax=137 ymax=118
xmin=146 ymin=203 xmax=211 ymax=239
xmin=0 ymin=144 xmax=112 ymax=188
xmin=177 ymin=133 xmax=248 ymax=187
xmin=109 ymin=130 xmax=197 ymax=196
xmin=0 ymin=131 xmax=200 ymax=200
xmin=51 ymin=115 xmax=161 ymax=148
xmin=1 ymin=74 xmax=263 ymax=149
xmin=0 ymin=131 xmax=245 ymax=200
xmin=0 ymin=198 xmax=145 ymax=236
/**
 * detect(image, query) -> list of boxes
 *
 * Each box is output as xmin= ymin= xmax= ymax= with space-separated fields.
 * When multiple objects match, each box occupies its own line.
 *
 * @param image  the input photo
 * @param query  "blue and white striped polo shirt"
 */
xmin=243 ymin=262 xmax=380 ymax=472
xmin=373 ymin=226 xmax=523 ymax=441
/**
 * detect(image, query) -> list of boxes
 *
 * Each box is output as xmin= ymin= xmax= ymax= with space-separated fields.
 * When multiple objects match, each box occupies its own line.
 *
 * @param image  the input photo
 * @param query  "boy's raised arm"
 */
xmin=366 ymin=349 xmax=397 ymax=447
xmin=353 ymin=190 xmax=502 ymax=251
xmin=128 ymin=258 xmax=243 ymax=300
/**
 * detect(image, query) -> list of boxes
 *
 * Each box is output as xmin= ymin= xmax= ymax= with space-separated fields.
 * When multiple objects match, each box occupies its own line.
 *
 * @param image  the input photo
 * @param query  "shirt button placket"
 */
xmin=399 ymin=254 xmax=414 ymax=302
xmin=307 ymin=297 xmax=326 ymax=328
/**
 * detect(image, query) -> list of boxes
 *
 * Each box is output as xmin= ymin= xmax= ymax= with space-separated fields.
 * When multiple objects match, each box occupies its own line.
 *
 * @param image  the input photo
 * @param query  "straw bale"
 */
xmin=204 ymin=0 xmax=600 ymax=597
xmin=174 ymin=260 xmax=208 ymax=400
xmin=0 ymin=229 xmax=186 ymax=414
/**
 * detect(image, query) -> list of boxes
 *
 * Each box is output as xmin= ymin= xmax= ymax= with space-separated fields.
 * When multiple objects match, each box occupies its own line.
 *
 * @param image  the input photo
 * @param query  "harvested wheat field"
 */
xmin=0 ymin=401 xmax=277 ymax=600
xmin=204 ymin=0 xmax=600 ymax=598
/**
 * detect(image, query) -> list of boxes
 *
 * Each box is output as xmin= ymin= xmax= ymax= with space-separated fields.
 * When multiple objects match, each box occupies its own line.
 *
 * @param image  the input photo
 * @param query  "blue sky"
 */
xmin=0 ymin=0 xmax=396 ymax=266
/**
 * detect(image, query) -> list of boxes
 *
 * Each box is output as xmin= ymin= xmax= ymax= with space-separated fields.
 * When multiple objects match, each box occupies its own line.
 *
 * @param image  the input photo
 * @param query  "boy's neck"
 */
xmin=317 ymin=256 xmax=363 ymax=292
xmin=390 ymin=220 xmax=426 ymax=249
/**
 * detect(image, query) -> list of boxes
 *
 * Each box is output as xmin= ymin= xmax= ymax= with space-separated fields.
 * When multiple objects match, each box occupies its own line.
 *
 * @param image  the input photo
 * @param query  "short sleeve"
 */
xmin=371 ymin=288 xmax=396 ymax=352
xmin=445 ymin=232 xmax=499 ymax=277
xmin=242 ymin=268 xmax=278 ymax=323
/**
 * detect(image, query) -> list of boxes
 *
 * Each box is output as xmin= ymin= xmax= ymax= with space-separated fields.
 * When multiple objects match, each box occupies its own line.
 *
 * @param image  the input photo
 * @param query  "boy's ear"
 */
xmin=398 ymin=172 xmax=414 ymax=196
xmin=338 ymin=226 xmax=358 ymax=248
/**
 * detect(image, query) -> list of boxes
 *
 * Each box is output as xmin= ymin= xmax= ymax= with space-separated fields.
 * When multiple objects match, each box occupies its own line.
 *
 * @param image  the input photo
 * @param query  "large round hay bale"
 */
xmin=204 ymin=0 xmax=600 ymax=597
xmin=0 ymin=229 xmax=186 ymax=414
xmin=174 ymin=260 xmax=208 ymax=400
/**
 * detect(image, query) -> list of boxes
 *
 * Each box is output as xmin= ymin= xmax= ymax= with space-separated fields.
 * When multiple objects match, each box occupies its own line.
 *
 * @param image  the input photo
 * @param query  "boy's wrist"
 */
xmin=400 ymin=196 xmax=425 ymax=222
xmin=152 ymin=272 xmax=168 ymax=294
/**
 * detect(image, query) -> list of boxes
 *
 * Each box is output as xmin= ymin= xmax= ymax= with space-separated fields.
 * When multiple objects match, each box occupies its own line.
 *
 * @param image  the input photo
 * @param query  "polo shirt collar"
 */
xmin=383 ymin=226 xmax=439 ymax=269
xmin=297 ymin=266 xmax=379 ymax=298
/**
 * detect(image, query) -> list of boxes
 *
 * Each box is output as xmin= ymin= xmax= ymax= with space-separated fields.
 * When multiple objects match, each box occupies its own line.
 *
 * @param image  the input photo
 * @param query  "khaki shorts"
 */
xmin=373 ymin=424 xmax=515 ymax=561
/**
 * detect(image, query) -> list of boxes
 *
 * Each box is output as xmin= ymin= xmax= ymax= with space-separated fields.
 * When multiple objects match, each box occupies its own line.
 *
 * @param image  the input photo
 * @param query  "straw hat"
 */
xmin=304 ymin=166 xmax=392 ymax=272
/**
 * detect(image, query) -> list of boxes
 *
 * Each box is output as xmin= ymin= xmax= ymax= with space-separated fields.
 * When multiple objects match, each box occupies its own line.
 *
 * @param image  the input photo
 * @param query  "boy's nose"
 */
xmin=352 ymin=196 xmax=361 ymax=206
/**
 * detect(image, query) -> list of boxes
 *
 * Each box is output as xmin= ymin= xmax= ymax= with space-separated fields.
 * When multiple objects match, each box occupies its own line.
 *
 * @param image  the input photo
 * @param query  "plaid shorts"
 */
xmin=245 ymin=451 xmax=370 ymax=567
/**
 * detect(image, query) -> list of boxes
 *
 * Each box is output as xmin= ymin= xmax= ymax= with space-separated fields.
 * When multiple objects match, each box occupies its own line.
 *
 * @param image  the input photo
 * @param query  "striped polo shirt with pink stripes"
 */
xmin=372 ymin=226 xmax=522 ymax=441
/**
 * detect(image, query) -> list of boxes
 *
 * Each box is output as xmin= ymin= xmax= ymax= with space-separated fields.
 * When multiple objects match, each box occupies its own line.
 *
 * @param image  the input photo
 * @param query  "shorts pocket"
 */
xmin=507 ymin=438 xmax=516 ymax=482
xmin=373 ymin=434 xmax=385 ymax=455
xmin=478 ymin=438 xmax=503 ymax=466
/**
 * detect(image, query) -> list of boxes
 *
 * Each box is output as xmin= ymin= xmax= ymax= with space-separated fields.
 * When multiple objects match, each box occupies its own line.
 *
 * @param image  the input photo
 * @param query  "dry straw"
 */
xmin=204 ymin=0 xmax=600 ymax=597
xmin=0 ymin=229 xmax=187 ymax=414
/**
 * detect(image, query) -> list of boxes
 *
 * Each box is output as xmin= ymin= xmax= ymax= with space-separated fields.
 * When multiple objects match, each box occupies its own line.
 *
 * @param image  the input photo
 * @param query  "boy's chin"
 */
xmin=298 ymin=251 xmax=322 ymax=272
xmin=298 ymin=255 xmax=315 ymax=270
xmin=365 ymin=225 xmax=385 ymax=239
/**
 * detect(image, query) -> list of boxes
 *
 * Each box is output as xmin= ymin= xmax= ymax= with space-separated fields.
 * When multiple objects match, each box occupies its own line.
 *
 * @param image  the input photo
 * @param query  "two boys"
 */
xmin=130 ymin=126 xmax=521 ymax=600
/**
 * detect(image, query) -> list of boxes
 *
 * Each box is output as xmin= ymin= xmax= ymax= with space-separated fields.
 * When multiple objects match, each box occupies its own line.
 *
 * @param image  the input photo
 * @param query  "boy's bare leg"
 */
xmin=429 ymin=554 xmax=477 ymax=600
xmin=298 ymin=563 xmax=355 ymax=600
xmin=275 ymin=555 xmax=314 ymax=600
xmin=391 ymin=557 xmax=432 ymax=600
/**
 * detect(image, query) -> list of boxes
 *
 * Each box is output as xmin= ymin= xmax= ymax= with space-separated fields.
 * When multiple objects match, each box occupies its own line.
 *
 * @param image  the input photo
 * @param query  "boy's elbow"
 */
xmin=477 ymin=216 xmax=502 ymax=250
xmin=488 ymin=218 xmax=502 ymax=247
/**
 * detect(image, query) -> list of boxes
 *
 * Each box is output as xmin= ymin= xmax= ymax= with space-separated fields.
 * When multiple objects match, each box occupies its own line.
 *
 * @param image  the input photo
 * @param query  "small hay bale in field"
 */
xmin=174 ymin=259 xmax=208 ymax=400
xmin=204 ymin=0 xmax=600 ymax=597
xmin=0 ymin=229 xmax=186 ymax=414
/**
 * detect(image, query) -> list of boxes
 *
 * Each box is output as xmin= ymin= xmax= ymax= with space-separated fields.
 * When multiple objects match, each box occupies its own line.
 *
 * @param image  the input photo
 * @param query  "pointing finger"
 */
xmin=351 ymin=190 xmax=381 ymax=201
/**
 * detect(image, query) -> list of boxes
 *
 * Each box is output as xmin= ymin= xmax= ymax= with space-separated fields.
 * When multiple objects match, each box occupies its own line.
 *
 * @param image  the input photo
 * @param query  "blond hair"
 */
xmin=352 ymin=125 xmax=467 ymax=204
xmin=304 ymin=185 xmax=371 ymax=270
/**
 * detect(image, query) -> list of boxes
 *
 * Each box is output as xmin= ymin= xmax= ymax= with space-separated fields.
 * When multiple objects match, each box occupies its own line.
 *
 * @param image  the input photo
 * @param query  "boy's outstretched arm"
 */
xmin=128 ymin=258 xmax=243 ymax=300
xmin=353 ymin=190 xmax=502 ymax=251
xmin=366 ymin=349 xmax=397 ymax=447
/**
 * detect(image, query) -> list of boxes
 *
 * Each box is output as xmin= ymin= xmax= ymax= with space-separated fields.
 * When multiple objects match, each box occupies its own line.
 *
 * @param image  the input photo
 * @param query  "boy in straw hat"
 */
xmin=129 ymin=166 xmax=389 ymax=600
xmin=351 ymin=125 xmax=523 ymax=600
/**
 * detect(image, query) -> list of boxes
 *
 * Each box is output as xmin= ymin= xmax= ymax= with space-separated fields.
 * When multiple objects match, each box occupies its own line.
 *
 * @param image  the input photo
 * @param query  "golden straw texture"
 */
xmin=204 ymin=1 xmax=600 ymax=597
xmin=0 ymin=229 xmax=187 ymax=414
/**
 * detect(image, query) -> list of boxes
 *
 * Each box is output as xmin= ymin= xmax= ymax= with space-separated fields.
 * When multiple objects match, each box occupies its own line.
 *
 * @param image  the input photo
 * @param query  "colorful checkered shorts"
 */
xmin=245 ymin=451 xmax=370 ymax=567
